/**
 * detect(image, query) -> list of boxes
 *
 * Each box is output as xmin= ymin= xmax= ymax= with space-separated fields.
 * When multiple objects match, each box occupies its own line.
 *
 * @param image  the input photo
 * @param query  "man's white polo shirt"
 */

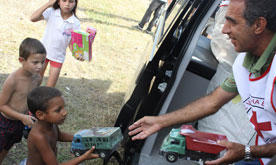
xmin=42 ymin=8 xmax=80 ymax=63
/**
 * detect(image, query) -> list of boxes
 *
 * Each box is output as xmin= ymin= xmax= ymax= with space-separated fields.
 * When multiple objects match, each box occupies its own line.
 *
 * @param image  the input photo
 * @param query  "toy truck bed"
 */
xmin=180 ymin=125 xmax=227 ymax=154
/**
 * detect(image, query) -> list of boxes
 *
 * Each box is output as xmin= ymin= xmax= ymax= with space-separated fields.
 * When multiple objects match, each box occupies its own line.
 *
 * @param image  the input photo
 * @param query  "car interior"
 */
xmin=114 ymin=0 xmax=221 ymax=164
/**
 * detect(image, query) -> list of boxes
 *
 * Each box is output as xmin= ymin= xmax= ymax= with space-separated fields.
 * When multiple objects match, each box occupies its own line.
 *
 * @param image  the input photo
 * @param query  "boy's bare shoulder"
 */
xmin=29 ymin=126 xmax=47 ymax=143
xmin=29 ymin=124 xmax=58 ymax=142
xmin=27 ymin=125 xmax=57 ymax=165
xmin=4 ymin=69 xmax=25 ymax=83
xmin=10 ymin=68 xmax=42 ymax=86
xmin=6 ymin=70 xmax=18 ymax=80
xmin=2 ymin=70 xmax=19 ymax=87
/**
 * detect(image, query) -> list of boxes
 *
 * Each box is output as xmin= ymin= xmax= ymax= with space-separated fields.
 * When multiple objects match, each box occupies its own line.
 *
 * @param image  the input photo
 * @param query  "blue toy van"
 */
xmin=71 ymin=127 xmax=123 ymax=158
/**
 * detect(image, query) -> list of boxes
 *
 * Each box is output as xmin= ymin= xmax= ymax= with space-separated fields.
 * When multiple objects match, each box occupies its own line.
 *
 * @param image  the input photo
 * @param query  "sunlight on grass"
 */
xmin=0 ymin=0 xmax=154 ymax=164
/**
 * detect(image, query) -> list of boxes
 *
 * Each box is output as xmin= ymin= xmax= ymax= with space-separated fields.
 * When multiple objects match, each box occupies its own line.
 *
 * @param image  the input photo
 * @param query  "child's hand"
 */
xmin=82 ymin=146 xmax=99 ymax=160
xmin=71 ymin=52 xmax=85 ymax=61
xmin=21 ymin=114 xmax=37 ymax=127
xmin=48 ymin=0 xmax=56 ymax=7
xmin=76 ymin=56 xmax=85 ymax=61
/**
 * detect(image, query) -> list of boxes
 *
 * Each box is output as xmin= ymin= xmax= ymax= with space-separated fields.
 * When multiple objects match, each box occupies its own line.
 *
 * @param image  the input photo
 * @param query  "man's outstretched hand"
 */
xmin=128 ymin=116 xmax=163 ymax=140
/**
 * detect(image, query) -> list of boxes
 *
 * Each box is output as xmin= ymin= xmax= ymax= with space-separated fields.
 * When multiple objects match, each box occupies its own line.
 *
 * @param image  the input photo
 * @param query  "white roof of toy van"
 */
xmin=75 ymin=127 xmax=120 ymax=137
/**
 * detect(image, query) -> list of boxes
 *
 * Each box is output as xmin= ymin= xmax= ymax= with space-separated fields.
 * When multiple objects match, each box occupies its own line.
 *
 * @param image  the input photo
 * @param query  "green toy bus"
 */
xmin=71 ymin=127 xmax=123 ymax=158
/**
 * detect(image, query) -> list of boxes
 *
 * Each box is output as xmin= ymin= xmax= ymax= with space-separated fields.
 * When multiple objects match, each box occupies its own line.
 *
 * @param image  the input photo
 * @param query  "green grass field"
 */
xmin=0 ymin=0 xmax=154 ymax=164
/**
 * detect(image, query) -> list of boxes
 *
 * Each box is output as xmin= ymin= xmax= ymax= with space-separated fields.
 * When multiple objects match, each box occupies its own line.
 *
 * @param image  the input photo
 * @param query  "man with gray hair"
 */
xmin=129 ymin=0 xmax=276 ymax=164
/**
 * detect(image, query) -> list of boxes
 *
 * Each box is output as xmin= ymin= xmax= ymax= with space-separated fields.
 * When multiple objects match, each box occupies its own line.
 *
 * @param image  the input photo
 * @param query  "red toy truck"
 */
xmin=160 ymin=125 xmax=227 ymax=163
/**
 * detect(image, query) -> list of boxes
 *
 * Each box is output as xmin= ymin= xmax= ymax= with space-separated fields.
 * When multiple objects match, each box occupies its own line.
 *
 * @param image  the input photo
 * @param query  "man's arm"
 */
xmin=160 ymin=87 xmax=237 ymax=126
xmin=252 ymin=143 xmax=276 ymax=158
xmin=129 ymin=87 xmax=237 ymax=140
xmin=205 ymin=140 xmax=276 ymax=164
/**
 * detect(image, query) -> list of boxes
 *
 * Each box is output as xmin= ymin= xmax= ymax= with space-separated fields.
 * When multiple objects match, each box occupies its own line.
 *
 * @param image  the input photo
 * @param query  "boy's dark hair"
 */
xmin=27 ymin=86 xmax=62 ymax=116
xmin=244 ymin=0 xmax=276 ymax=32
xmin=19 ymin=38 xmax=46 ymax=60
xmin=53 ymin=0 xmax=78 ymax=17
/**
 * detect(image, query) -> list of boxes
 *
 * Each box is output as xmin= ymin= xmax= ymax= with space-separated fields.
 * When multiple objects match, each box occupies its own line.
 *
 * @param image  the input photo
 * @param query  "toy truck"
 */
xmin=160 ymin=125 xmax=227 ymax=163
xmin=71 ymin=127 xmax=123 ymax=158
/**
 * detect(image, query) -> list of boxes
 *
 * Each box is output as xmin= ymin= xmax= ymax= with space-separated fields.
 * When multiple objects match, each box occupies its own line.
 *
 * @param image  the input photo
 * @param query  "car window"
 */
xmin=160 ymin=0 xmax=190 ymax=45
xmin=171 ymin=139 xmax=180 ymax=145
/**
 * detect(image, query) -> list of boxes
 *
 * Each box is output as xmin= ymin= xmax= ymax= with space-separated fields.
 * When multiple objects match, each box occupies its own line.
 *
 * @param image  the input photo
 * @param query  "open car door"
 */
xmin=115 ymin=0 xmax=220 ymax=164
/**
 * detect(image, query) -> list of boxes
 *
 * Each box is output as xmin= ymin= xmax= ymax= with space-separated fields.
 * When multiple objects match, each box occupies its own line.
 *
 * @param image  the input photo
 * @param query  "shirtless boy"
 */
xmin=25 ymin=86 xmax=98 ymax=165
xmin=0 ymin=38 xmax=46 ymax=164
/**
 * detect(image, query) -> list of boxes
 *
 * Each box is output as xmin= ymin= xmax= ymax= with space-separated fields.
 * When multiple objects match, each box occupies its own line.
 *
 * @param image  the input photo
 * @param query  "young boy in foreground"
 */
xmin=0 ymin=38 xmax=46 ymax=164
xmin=25 ymin=86 xmax=98 ymax=165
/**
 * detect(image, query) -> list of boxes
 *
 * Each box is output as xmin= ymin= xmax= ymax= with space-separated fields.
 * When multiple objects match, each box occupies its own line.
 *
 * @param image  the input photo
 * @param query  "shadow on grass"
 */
xmin=0 ymin=73 xmax=125 ymax=165
xmin=78 ymin=7 xmax=141 ymax=31
xmin=80 ymin=17 xmax=139 ymax=31
xmin=78 ymin=8 xmax=139 ymax=23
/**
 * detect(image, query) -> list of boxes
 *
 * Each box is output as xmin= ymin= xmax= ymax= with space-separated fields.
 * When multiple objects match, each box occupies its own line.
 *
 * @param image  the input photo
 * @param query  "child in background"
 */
xmin=23 ymin=86 xmax=98 ymax=165
xmin=30 ymin=0 xmax=81 ymax=87
xmin=0 ymin=38 xmax=46 ymax=164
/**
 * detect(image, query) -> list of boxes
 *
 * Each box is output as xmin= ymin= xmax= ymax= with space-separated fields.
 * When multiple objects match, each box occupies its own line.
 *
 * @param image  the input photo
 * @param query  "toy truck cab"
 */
xmin=160 ymin=128 xmax=186 ymax=162
xmin=71 ymin=127 xmax=123 ymax=158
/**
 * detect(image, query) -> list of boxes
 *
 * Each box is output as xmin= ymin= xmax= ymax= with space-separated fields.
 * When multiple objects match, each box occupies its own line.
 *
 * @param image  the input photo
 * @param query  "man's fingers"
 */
xmin=128 ymin=122 xmax=140 ymax=130
xmin=128 ymin=119 xmax=144 ymax=130
xmin=205 ymin=157 xmax=224 ymax=165
xmin=128 ymin=127 xmax=143 ymax=136
xmin=205 ymin=141 xmax=229 ymax=165
xmin=131 ymin=132 xmax=147 ymax=141
xmin=217 ymin=140 xmax=228 ymax=145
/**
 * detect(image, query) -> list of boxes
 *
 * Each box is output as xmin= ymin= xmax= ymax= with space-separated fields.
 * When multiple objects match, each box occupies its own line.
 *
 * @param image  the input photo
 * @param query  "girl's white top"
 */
xmin=220 ymin=0 xmax=230 ymax=7
xmin=42 ymin=8 xmax=80 ymax=63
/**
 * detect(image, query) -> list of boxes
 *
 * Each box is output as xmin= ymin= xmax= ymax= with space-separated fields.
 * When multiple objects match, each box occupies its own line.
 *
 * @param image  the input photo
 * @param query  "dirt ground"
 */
xmin=0 ymin=0 xmax=153 ymax=164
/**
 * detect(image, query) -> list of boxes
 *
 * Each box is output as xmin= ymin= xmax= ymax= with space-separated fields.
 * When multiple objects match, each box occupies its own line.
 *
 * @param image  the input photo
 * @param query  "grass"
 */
xmin=0 ymin=0 xmax=155 ymax=164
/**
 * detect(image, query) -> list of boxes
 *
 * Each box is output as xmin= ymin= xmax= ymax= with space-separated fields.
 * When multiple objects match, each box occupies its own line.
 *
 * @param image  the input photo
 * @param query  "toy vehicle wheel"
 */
xmin=166 ymin=152 xmax=178 ymax=163
xmin=100 ymin=152 xmax=106 ymax=158
xmin=75 ymin=152 xmax=80 ymax=157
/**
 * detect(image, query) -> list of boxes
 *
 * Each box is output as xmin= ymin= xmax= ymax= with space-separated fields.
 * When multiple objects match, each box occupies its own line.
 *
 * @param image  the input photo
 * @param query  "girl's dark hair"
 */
xmin=244 ymin=0 xmax=276 ymax=32
xmin=53 ymin=0 xmax=78 ymax=17
xmin=27 ymin=86 xmax=62 ymax=116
